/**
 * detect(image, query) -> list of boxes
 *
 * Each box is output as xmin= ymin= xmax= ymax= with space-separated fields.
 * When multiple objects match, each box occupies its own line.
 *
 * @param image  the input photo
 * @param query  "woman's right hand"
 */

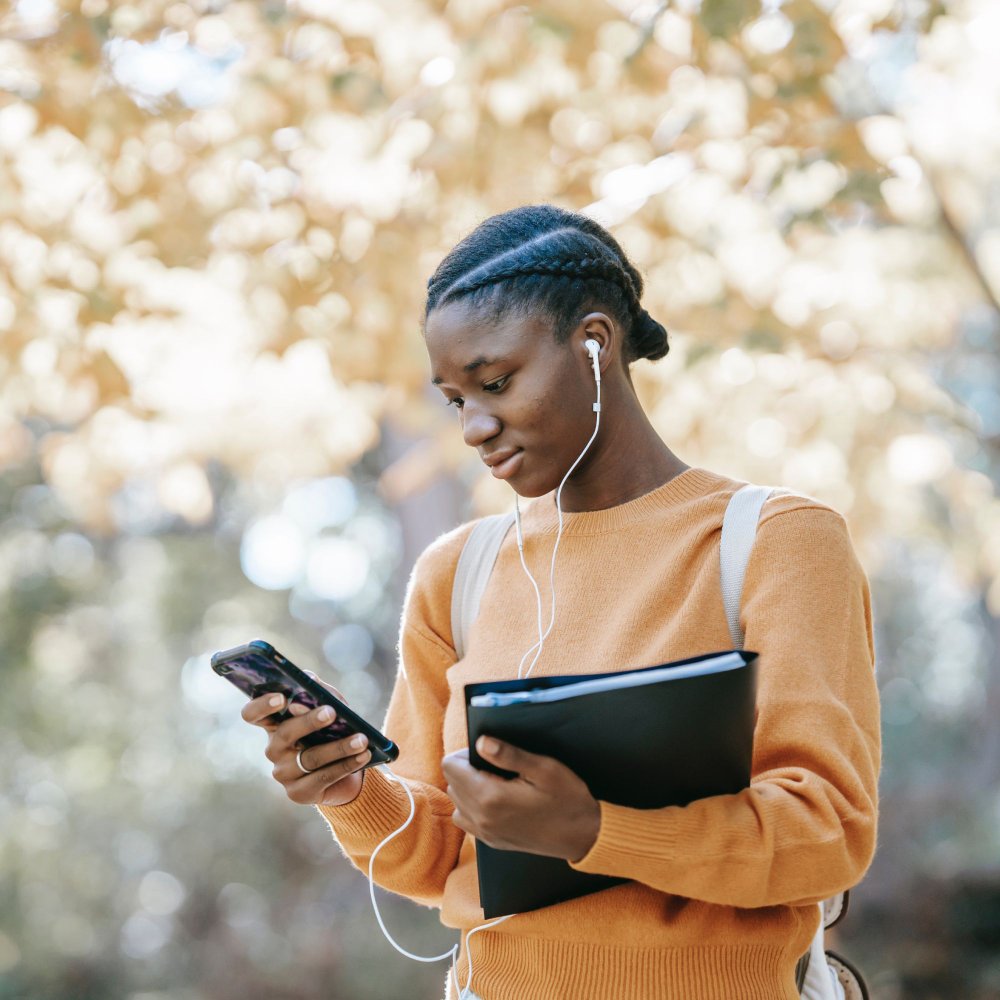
xmin=241 ymin=686 xmax=372 ymax=807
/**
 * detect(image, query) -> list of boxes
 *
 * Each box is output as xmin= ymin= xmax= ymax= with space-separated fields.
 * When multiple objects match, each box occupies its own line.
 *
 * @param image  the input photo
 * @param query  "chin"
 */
xmin=496 ymin=451 xmax=570 ymax=499
xmin=508 ymin=471 xmax=563 ymax=499
xmin=509 ymin=482 xmax=550 ymax=499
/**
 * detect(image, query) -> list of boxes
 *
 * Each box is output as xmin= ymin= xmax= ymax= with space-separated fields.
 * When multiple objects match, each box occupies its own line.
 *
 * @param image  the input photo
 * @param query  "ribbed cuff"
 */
xmin=569 ymin=800 xmax=678 ymax=879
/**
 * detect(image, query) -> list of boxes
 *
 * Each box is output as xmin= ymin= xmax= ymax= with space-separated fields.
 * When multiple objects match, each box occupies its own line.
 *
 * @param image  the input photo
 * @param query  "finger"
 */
xmin=241 ymin=692 xmax=286 ymax=727
xmin=293 ymin=732 xmax=369 ymax=775
xmin=285 ymin=750 xmax=372 ymax=803
xmin=450 ymin=807 xmax=473 ymax=836
xmin=269 ymin=704 xmax=341 ymax=754
xmin=445 ymin=778 xmax=485 ymax=826
xmin=443 ymin=758 xmax=495 ymax=815
xmin=441 ymin=750 xmax=476 ymax=789
xmin=441 ymin=749 xmax=469 ymax=778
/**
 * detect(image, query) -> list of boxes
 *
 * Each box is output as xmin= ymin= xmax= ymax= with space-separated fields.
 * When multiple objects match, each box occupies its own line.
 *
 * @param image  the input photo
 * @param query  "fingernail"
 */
xmin=350 ymin=734 xmax=366 ymax=750
xmin=268 ymin=694 xmax=284 ymax=708
xmin=356 ymin=750 xmax=371 ymax=764
xmin=317 ymin=706 xmax=333 ymax=722
xmin=288 ymin=703 xmax=309 ymax=715
xmin=478 ymin=736 xmax=499 ymax=756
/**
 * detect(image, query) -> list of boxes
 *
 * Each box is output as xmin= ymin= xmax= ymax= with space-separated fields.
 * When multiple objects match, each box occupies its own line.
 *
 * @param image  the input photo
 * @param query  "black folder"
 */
xmin=464 ymin=649 xmax=758 ymax=917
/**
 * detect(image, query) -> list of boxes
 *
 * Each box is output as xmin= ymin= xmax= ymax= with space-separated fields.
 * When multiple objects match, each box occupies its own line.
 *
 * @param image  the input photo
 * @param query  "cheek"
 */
xmin=512 ymin=362 xmax=594 ymax=453
xmin=524 ymin=394 xmax=565 ymax=439
xmin=524 ymin=391 xmax=589 ymax=454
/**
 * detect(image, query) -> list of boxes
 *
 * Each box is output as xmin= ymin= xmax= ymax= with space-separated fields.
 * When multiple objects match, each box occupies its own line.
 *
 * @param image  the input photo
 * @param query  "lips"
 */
xmin=483 ymin=448 xmax=524 ymax=480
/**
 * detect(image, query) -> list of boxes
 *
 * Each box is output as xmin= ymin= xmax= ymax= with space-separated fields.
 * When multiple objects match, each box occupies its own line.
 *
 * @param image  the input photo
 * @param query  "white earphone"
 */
xmin=512 ymin=335 xmax=603 ymax=678
xmin=584 ymin=338 xmax=601 ymax=385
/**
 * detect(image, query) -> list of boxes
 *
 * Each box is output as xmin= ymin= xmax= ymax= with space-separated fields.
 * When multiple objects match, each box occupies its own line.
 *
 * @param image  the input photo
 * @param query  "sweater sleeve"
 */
xmin=569 ymin=505 xmax=881 ymax=909
xmin=316 ymin=523 xmax=472 ymax=908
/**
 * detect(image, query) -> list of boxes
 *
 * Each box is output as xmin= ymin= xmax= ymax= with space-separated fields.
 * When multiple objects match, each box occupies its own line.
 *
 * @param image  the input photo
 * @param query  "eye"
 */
xmin=444 ymin=375 xmax=509 ymax=411
xmin=484 ymin=375 xmax=510 ymax=394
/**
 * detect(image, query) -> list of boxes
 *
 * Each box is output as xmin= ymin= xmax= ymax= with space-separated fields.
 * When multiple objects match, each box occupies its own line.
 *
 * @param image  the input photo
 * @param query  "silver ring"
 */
xmin=295 ymin=749 xmax=315 ymax=775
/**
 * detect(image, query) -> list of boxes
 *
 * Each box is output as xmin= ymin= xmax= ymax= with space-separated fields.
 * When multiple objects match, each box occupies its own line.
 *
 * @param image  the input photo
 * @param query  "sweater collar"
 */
xmin=520 ymin=467 xmax=728 ymax=536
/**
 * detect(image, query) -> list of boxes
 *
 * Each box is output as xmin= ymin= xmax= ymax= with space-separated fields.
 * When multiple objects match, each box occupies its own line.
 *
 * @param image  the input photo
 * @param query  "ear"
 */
xmin=572 ymin=313 xmax=618 ymax=379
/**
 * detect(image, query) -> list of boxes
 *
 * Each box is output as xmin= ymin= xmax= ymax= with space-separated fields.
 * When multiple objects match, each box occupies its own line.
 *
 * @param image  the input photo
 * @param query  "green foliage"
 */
xmin=701 ymin=0 xmax=760 ymax=39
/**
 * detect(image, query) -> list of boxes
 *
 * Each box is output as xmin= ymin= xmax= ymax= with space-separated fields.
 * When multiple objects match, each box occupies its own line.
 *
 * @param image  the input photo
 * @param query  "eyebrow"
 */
xmin=430 ymin=356 xmax=504 ymax=386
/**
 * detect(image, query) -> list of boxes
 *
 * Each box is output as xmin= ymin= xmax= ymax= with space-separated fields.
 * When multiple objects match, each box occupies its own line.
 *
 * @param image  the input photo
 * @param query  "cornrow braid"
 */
xmin=424 ymin=205 xmax=669 ymax=364
xmin=452 ymin=256 xmax=642 ymax=319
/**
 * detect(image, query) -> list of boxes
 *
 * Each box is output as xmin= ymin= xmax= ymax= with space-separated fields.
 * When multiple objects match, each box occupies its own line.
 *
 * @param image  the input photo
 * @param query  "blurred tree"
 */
xmin=0 ymin=0 xmax=997 ymax=584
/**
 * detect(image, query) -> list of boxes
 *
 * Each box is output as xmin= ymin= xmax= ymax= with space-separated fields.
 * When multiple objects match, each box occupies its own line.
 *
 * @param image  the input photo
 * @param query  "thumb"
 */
xmin=476 ymin=736 xmax=542 ymax=776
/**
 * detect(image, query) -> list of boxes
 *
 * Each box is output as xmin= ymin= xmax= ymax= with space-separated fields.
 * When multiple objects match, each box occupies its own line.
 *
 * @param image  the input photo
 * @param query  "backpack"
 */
xmin=450 ymin=484 xmax=870 ymax=1000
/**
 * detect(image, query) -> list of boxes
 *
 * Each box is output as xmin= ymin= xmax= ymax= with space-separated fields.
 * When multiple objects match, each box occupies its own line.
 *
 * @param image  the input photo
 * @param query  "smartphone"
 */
xmin=210 ymin=639 xmax=399 ymax=767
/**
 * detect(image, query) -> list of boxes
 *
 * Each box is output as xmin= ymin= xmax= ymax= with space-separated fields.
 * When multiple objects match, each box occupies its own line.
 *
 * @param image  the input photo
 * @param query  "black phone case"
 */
xmin=210 ymin=639 xmax=398 ymax=766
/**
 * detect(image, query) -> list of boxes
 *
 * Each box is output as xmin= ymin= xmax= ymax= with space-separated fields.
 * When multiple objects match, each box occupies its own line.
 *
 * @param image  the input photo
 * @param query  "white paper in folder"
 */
xmin=469 ymin=650 xmax=746 ymax=707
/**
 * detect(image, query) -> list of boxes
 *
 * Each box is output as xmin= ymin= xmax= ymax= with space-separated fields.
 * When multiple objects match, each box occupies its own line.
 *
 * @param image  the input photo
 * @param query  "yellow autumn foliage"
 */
xmin=1 ymin=0 xmax=999 ymax=603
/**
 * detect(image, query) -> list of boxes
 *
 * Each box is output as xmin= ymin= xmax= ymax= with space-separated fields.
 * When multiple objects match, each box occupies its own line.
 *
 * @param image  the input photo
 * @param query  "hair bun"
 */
xmin=631 ymin=309 xmax=670 ymax=362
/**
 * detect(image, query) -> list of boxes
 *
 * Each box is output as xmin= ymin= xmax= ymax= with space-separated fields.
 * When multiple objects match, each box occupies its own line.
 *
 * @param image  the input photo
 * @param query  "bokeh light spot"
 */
xmin=240 ymin=515 xmax=307 ymax=590
xmin=138 ymin=870 xmax=186 ymax=916
xmin=306 ymin=537 xmax=369 ymax=601
xmin=322 ymin=623 xmax=374 ymax=673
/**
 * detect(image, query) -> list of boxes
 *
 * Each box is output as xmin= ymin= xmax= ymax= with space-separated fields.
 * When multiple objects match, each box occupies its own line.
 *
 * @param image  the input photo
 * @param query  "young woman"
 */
xmin=241 ymin=205 xmax=881 ymax=1000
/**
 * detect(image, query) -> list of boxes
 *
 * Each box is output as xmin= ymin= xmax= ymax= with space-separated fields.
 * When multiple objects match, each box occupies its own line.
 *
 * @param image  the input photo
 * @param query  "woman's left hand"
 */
xmin=442 ymin=737 xmax=601 ymax=863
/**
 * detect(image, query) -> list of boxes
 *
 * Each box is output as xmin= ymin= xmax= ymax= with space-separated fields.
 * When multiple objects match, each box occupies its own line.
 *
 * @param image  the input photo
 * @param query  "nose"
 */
xmin=460 ymin=398 xmax=501 ymax=449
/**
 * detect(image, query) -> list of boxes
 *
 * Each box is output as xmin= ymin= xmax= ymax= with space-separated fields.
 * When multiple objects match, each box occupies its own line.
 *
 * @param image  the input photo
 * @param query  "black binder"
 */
xmin=464 ymin=649 xmax=758 ymax=917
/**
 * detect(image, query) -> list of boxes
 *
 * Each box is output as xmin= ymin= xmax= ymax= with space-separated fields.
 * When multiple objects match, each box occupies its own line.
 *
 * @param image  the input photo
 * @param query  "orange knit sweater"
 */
xmin=319 ymin=467 xmax=881 ymax=1000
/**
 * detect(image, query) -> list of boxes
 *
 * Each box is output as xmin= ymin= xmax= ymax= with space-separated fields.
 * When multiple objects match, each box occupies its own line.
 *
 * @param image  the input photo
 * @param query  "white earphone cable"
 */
xmin=461 ymin=912 xmax=514 ymax=997
xmin=369 ymin=767 xmax=459 ymax=965
xmin=513 ymin=501 xmax=545 ymax=673
xmin=370 ymin=766 xmax=515 ymax=999
xmin=516 ymin=354 xmax=601 ymax=679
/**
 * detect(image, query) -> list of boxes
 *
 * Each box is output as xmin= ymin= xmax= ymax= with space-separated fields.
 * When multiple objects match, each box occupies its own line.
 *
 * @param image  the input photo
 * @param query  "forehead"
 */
xmin=425 ymin=300 xmax=555 ymax=384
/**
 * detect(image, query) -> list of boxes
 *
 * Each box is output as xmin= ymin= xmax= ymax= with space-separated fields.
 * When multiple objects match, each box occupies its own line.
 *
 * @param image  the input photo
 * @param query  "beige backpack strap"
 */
xmin=450 ymin=512 xmax=516 ymax=660
xmin=723 ymin=483 xmax=856 ymax=999
xmin=720 ymin=483 xmax=774 ymax=648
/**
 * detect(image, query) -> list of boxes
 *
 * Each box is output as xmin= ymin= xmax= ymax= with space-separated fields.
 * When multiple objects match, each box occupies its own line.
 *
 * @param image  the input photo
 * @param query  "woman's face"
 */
xmin=425 ymin=300 xmax=602 ymax=498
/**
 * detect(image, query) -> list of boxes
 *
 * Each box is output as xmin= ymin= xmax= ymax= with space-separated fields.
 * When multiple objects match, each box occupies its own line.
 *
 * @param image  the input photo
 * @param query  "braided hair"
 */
xmin=424 ymin=205 xmax=669 ymax=364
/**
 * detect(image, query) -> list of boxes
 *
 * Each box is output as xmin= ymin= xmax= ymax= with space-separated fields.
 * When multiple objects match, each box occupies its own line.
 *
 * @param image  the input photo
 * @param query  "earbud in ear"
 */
xmin=584 ymin=339 xmax=601 ymax=384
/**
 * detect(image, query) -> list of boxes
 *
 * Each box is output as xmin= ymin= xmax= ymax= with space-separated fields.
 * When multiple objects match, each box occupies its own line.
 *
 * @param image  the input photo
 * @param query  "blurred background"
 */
xmin=1 ymin=0 xmax=999 ymax=997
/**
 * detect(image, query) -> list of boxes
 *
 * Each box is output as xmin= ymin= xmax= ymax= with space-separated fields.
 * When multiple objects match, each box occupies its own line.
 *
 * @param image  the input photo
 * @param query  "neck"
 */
xmin=555 ymin=387 xmax=688 ymax=514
